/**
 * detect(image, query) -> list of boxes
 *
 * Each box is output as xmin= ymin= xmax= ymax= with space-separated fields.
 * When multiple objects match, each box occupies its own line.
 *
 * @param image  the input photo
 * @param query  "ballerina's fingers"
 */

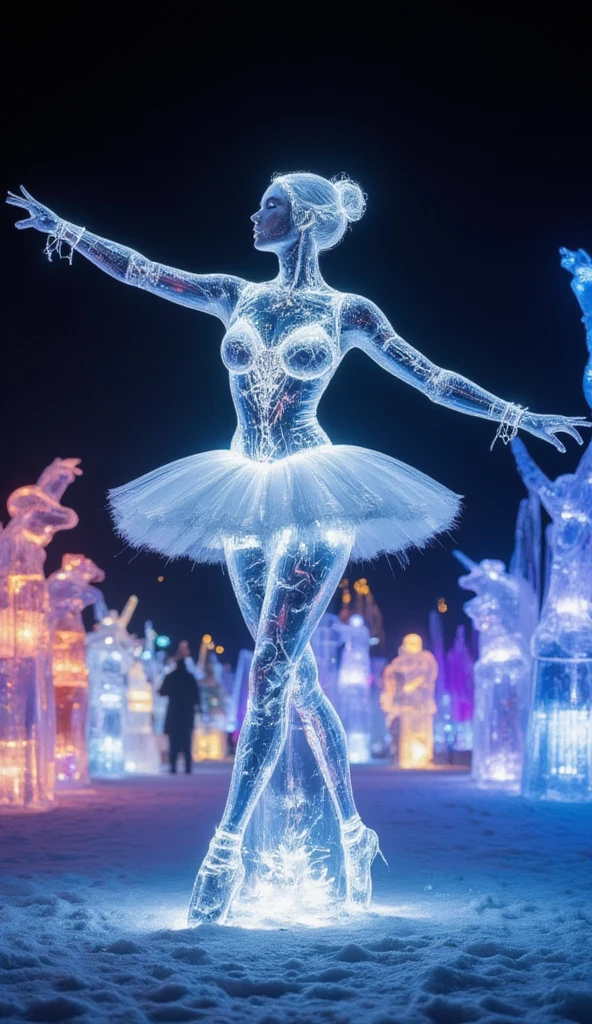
xmin=6 ymin=191 xmax=31 ymax=208
xmin=564 ymin=418 xmax=592 ymax=445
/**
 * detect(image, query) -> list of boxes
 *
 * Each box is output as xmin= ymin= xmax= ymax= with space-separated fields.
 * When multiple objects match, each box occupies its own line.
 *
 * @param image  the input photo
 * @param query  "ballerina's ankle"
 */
xmin=342 ymin=814 xmax=365 ymax=844
xmin=205 ymin=827 xmax=243 ymax=866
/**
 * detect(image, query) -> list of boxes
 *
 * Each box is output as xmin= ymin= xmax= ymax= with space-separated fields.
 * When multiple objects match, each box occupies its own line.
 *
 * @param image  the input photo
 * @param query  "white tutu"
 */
xmin=108 ymin=444 xmax=461 ymax=564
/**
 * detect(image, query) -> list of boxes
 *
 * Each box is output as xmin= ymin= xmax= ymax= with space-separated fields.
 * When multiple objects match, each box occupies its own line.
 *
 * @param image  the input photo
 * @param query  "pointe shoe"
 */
xmin=187 ymin=828 xmax=245 ymax=927
xmin=342 ymin=817 xmax=381 ymax=909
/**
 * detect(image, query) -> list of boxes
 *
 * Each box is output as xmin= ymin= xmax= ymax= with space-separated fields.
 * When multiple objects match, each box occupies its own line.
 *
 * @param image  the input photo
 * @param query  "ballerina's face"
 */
xmin=251 ymin=184 xmax=300 ymax=252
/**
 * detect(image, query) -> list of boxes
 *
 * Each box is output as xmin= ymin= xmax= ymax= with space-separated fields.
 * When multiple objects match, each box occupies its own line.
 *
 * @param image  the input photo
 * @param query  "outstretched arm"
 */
xmin=341 ymin=295 xmax=588 ymax=452
xmin=7 ymin=187 xmax=245 ymax=325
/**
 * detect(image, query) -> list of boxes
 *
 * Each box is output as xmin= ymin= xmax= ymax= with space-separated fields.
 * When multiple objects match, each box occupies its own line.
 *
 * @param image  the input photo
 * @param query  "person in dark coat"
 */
xmin=159 ymin=658 xmax=202 ymax=773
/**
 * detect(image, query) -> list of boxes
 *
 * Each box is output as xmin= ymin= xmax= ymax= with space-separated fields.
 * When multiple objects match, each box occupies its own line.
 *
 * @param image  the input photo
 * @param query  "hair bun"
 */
xmin=333 ymin=176 xmax=366 ymax=223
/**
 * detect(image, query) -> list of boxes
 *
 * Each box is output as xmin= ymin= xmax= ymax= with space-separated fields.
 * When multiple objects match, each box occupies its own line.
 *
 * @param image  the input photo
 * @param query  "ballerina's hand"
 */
xmin=522 ymin=411 xmax=591 ymax=453
xmin=6 ymin=185 xmax=60 ymax=234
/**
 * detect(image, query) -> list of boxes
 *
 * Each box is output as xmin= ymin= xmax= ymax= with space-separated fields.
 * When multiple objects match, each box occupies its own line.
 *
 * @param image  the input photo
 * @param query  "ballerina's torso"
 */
xmin=221 ymin=283 xmax=346 ymax=462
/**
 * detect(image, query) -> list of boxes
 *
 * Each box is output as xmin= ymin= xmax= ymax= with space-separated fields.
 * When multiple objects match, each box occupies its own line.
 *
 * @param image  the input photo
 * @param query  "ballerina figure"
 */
xmin=7 ymin=174 xmax=588 ymax=922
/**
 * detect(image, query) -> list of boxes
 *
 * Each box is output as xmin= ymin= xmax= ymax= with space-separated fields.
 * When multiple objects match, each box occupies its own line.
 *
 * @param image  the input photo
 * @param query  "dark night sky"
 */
xmin=2 ymin=15 xmax=591 ymax=663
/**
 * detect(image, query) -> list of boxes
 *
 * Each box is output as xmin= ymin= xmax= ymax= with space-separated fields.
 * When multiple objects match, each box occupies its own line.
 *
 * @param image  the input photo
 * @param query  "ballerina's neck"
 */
xmin=276 ymin=234 xmax=327 ymax=291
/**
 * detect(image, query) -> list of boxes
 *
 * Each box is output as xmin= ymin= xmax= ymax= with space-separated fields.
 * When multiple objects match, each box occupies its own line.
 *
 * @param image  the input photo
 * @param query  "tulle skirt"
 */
xmin=108 ymin=444 xmax=461 ymax=564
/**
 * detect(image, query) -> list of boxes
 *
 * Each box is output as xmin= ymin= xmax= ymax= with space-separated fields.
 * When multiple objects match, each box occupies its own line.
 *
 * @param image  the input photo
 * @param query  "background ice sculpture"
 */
xmin=311 ymin=612 xmax=347 ymax=710
xmin=561 ymin=247 xmax=592 ymax=406
xmin=142 ymin=620 xmax=169 ymax=767
xmin=381 ymin=634 xmax=438 ymax=768
xmin=125 ymin=642 xmax=159 ymax=774
xmin=445 ymin=625 xmax=475 ymax=753
xmin=8 ymin=176 xmax=587 ymax=924
xmin=87 ymin=597 xmax=137 ymax=779
xmin=337 ymin=614 xmax=373 ymax=764
xmin=48 ymin=554 xmax=104 ymax=786
xmin=512 ymin=437 xmax=592 ymax=800
xmin=193 ymin=643 xmax=228 ymax=762
xmin=455 ymin=552 xmax=533 ymax=788
xmin=0 ymin=459 xmax=81 ymax=809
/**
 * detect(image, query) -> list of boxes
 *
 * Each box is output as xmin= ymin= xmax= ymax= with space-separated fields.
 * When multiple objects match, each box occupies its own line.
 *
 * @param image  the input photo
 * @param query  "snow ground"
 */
xmin=1 ymin=765 xmax=592 ymax=1024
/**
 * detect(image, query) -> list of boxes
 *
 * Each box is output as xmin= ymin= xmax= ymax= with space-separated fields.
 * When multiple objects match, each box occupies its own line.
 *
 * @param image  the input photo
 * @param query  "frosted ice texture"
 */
xmin=455 ymin=553 xmax=533 ymax=788
xmin=513 ymin=437 xmax=592 ymax=800
xmin=381 ymin=635 xmax=438 ymax=768
xmin=86 ymin=603 xmax=136 ymax=779
xmin=6 ymin=177 xmax=586 ymax=920
xmin=48 ymin=554 xmax=105 ymax=786
xmin=0 ymin=459 xmax=81 ymax=809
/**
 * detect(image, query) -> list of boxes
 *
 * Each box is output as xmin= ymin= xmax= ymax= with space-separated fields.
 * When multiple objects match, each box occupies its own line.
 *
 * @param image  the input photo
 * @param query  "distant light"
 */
xmin=369 ymin=637 xmax=380 ymax=646
xmin=215 ymin=645 xmax=224 ymax=655
xmin=350 ymin=614 xmax=364 ymax=627
xmin=104 ymin=637 xmax=114 ymax=645
xmin=157 ymin=576 xmax=165 ymax=583
xmin=202 ymin=634 xmax=212 ymax=644
xmin=141 ymin=651 xmax=151 ymax=660
xmin=437 ymin=597 xmax=448 ymax=613
xmin=156 ymin=635 xmax=171 ymax=649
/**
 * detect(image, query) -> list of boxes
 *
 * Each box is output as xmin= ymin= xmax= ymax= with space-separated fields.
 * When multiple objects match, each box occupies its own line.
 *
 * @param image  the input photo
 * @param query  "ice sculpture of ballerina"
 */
xmin=48 ymin=554 xmax=105 ymax=786
xmin=0 ymin=459 xmax=81 ymax=808
xmin=512 ymin=436 xmax=592 ymax=799
xmin=7 ymin=177 xmax=588 ymax=922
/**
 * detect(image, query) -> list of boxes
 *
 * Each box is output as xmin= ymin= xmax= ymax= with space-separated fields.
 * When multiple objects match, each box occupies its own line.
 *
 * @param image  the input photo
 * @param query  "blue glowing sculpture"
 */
xmin=48 ymin=554 xmax=105 ymax=786
xmin=512 ymin=437 xmax=592 ymax=800
xmin=337 ymin=613 xmax=373 ymax=764
xmin=86 ymin=598 xmax=137 ymax=779
xmin=455 ymin=552 xmax=534 ymax=788
xmin=561 ymin=248 xmax=592 ymax=406
xmin=8 ymin=176 xmax=587 ymax=923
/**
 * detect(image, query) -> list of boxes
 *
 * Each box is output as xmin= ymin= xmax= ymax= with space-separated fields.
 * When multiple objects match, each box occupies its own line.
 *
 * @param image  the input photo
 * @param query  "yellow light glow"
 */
xmin=202 ymin=634 xmax=212 ymax=644
xmin=402 ymin=633 xmax=423 ymax=654
xmin=157 ymin=576 xmax=165 ymax=583
xmin=193 ymin=729 xmax=226 ymax=761
xmin=437 ymin=597 xmax=448 ymax=613
xmin=215 ymin=645 xmax=224 ymax=654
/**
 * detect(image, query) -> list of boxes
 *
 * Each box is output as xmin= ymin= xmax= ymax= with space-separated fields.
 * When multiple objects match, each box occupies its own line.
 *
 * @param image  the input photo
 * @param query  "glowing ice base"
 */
xmin=229 ymin=712 xmax=347 ymax=927
xmin=524 ymin=659 xmax=592 ymax=801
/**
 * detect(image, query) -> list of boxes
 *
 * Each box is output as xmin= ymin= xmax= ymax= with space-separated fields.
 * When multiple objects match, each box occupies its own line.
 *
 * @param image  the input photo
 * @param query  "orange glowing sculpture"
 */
xmin=381 ymin=634 xmax=438 ymax=769
xmin=48 ymin=554 xmax=105 ymax=786
xmin=0 ymin=459 xmax=81 ymax=809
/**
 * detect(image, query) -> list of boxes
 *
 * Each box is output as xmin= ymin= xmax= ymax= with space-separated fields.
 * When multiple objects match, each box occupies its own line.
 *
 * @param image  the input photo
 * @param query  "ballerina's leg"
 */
xmin=188 ymin=526 xmax=352 ymax=924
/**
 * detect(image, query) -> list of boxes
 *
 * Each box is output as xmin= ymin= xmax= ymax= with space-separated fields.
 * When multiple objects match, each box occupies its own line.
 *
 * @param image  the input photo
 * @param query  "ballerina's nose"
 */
xmin=250 ymin=211 xmax=261 ymax=224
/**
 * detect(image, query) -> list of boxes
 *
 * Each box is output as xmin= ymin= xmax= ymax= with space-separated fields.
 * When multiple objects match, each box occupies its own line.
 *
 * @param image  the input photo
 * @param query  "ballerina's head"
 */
xmin=251 ymin=172 xmax=366 ymax=255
